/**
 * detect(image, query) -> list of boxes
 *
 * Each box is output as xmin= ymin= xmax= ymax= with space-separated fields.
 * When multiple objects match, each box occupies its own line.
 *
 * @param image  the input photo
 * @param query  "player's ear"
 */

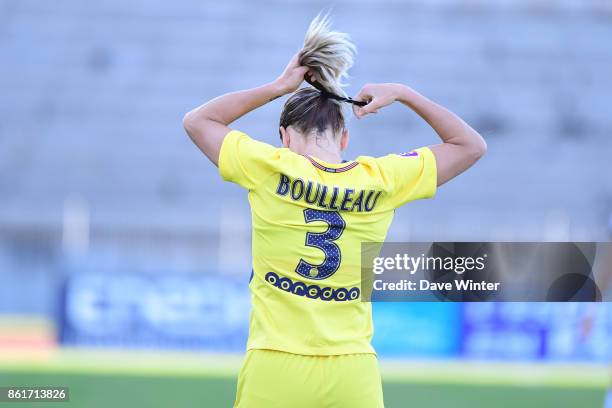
xmin=340 ymin=128 xmax=349 ymax=151
xmin=280 ymin=126 xmax=290 ymax=148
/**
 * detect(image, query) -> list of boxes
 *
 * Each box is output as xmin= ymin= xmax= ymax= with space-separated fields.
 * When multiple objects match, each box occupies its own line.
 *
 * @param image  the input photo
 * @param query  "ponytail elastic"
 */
xmin=305 ymin=76 xmax=367 ymax=107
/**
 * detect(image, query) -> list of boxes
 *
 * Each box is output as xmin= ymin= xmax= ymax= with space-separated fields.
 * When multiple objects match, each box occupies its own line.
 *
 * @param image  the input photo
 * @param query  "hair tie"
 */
xmin=305 ymin=76 xmax=367 ymax=107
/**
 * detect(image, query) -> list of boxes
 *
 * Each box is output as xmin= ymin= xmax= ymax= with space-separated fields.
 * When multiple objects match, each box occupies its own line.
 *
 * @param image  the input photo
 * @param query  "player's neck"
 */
xmin=302 ymin=144 xmax=343 ymax=164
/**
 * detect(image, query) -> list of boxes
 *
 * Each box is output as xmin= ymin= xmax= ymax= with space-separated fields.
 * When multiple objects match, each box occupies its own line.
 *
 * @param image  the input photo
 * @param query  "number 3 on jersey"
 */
xmin=295 ymin=209 xmax=346 ymax=280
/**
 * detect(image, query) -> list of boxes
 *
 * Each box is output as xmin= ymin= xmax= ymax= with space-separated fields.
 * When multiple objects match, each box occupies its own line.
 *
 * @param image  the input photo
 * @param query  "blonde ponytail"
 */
xmin=298 ymin=13 xmax=356 ymax=98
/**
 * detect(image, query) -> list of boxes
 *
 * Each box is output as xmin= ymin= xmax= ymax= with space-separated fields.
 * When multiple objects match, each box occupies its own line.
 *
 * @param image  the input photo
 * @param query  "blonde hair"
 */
xmin=298 ymin=13 xmax=356 ymax=98
xmin=279 ymin=14 xmax=356 ymax=138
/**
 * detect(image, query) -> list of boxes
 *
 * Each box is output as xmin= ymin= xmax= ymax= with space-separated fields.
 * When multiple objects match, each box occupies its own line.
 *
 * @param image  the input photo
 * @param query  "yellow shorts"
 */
xmin=233 ymin=349 xmax=384 ymax=408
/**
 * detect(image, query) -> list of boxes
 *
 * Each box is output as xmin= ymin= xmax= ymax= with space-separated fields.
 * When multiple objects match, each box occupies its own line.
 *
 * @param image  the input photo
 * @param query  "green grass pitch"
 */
xmin=0 ymin=349 xmax=607 ymax=407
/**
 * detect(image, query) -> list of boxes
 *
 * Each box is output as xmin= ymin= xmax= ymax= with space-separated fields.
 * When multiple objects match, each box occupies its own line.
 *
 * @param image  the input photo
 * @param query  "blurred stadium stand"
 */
xmin=0 ymin=0 xmax=610 ymax=355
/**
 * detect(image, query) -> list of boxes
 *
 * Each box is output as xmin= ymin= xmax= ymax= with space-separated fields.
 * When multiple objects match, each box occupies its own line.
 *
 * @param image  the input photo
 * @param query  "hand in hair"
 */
xmin=275 ymin=54 xmax=311 ymax=94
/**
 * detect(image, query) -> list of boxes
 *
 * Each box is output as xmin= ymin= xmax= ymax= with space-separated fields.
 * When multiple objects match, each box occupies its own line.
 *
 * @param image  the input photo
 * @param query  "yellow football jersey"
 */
xmin=219 ymin=130 xmax=437 ymax=355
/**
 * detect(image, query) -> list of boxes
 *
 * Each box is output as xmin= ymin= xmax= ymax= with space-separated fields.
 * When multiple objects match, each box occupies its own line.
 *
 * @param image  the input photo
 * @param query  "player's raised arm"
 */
xmin=182 ymin=54 xmax=309 ymax=166
xmin=353 ymin=83 xmax=487 ymax=186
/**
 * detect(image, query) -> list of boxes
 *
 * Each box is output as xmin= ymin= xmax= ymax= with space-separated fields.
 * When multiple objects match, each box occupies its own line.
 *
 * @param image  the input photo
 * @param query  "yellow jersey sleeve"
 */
xmin=376 ymin=147 xmax=437 ymax=209
xmin=218 ymin=130 xmax=279 ymax=190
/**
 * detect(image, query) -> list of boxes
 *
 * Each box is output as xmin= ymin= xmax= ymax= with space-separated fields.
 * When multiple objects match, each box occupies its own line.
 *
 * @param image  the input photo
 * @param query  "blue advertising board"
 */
xmin=372 ymin=303 xmax=461 ymax=358
xmin=58 ymin=273 xmax=610 ymax=362
xmin=59 ymin=273 xmax=250 ymax=351
xmin=461 ymin=303 xmax=610 ymax=361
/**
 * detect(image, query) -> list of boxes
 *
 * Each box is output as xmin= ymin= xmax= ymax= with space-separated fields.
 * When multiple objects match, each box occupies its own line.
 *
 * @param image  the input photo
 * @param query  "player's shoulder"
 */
xmin=225 ymin=130 xmax=300 ymax=163
xmin=351 ymin=149 xmax=433 ymax=189
xmin=357 ymin=148 xmax=431 ymax=169
xmin=354 ymin=151 xmax=413 ymax=170
xmin=357 ymin=148 xmax=428 ymax=162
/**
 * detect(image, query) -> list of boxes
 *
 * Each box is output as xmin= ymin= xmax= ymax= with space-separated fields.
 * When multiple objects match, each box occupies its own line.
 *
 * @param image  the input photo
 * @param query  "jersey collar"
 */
xmin=304 ymin=155 xmax=359 ymax=173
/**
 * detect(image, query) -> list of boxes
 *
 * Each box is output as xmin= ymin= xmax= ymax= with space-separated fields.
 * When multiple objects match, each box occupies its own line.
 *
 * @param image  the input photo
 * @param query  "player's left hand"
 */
xmin=352 ymin=83 xmax=401 ymax=119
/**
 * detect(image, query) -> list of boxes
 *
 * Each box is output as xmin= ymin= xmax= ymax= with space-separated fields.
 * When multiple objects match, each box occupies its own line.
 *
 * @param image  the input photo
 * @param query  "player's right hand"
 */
xmin=275 ymin=53 xmax=311 ymax=94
